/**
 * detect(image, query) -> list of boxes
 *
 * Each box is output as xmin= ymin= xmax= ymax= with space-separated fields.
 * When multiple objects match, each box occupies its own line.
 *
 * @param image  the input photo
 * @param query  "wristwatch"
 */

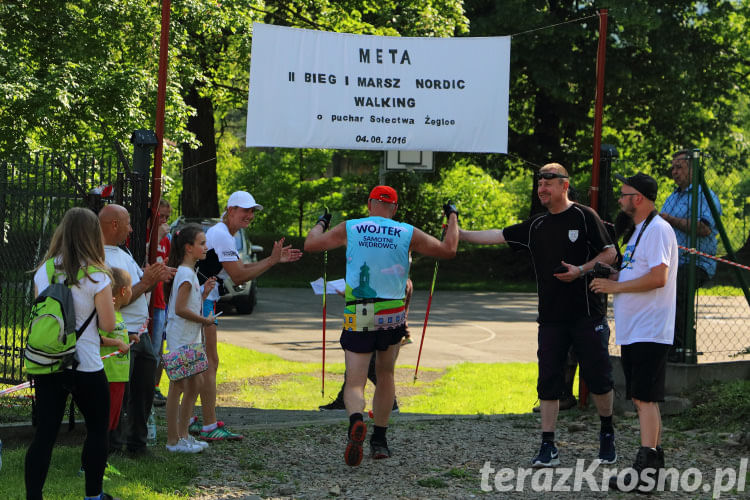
xmin=578 ymin=265 xmax=584 ymax=275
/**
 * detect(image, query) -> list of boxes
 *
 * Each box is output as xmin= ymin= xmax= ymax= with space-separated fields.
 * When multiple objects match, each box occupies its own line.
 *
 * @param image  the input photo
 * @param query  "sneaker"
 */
xmin=101 ymin=494 xmax=121 ymax=500
xmin=188 ymin=416 xmax=202 ymax=435
xmin=165 ymin=437 xmax=203 ymax=453
xmin=392 ymin=400 xmax=400 ymax=413
xmin=185 ymin=435 xmax=209 ymax=450
xmin=370 ymin=439 xmax=391 ymax=459
xmin=200 ymin=421 xmax=244 ymax=441
xmin=598 ymin=432 xmax=617 ymax=464
xmin=344 ymin=420 xmax=367 ymax=467
xmin=153 ymin=388 xmax=167 ymax=407
xmin=319 ymin=398 xmax=346 ymax=411
xmin=559 ymin=395 xmax=578 ymax=410
xmin=531 ymin=441 xmax=560 ymax=468
xmin=609 ymin=446 xmax=661 ymax=492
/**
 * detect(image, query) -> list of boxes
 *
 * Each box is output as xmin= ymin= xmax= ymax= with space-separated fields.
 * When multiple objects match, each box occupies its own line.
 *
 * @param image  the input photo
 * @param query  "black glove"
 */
xmin=443 ymin=201 xmax=459 ymax=220
xmin=317 ymin=210 xmax=332 ymax=231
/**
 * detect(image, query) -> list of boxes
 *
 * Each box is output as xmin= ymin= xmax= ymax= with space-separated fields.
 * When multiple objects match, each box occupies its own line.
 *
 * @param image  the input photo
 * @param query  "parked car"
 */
xmin=170 ymin=217 xmax=263 ymax=314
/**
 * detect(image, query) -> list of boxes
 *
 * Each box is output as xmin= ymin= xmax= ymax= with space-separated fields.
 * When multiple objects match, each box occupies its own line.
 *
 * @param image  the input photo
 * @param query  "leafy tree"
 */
xmin=463 ymin=0 xmax=750 ymax=216
xmin=0 ymin=0 xmax=192 ymax=155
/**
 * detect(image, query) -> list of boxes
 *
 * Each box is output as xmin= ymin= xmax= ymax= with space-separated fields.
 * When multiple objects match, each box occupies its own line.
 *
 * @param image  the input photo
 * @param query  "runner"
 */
xmin=304 ymin=186 xmax=458 ymax=466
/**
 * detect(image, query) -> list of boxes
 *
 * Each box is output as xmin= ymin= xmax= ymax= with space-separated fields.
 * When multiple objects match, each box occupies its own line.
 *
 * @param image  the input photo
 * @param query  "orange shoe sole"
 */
xmin=344 ymin=421 xmax=367 ymax=467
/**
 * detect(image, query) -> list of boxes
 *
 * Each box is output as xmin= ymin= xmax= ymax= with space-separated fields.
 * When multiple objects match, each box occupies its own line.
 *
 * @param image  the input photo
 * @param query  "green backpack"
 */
xmin=24 ymin=259 xmax=100 ymax=375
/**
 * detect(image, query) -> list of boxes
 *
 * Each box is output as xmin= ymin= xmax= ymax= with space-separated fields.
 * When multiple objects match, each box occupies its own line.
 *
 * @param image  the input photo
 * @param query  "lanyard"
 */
xmin=620 ymin=210 xmax=657 ymax=270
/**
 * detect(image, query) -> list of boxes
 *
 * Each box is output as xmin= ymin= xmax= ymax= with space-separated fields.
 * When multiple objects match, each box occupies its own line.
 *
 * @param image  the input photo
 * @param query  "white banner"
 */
xmin=246 ymin=23 xmax=510 ymax=153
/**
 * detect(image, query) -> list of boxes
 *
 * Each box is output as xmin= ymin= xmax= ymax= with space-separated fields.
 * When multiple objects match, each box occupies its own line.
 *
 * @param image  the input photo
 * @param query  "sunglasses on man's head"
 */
xmin=536 ymin=172 xmax=569 ymax=180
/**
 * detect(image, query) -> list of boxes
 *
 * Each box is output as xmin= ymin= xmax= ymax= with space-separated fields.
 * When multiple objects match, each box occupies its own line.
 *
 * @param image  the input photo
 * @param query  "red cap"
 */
xmin=369 ymin=185 xmax=398 ymax=204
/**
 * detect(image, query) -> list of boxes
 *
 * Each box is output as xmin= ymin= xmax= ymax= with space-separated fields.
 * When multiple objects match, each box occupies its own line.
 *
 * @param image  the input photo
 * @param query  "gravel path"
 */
xmin=176 ymin=410 xmax=748 ymax=499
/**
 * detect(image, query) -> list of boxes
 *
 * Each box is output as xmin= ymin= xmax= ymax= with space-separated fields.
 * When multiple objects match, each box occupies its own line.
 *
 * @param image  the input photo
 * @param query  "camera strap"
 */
xmin=620 ymin=210 xmax=657 ymax=270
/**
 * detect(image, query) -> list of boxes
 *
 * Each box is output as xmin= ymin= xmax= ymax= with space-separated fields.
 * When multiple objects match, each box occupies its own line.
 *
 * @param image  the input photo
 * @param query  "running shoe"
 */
xmin=531 ymin=441 xmax=560 ymax=468
xmin=370 ymin=439 xmax=391 ymax=459
xmin=200 ymin=421 xmax=244 ymax=441
xmin=319 ymin=398 xmax=346 ymax=411
xmin=344 ymin=420 xmax=367 ymax=467
xmin=188 ymin=416 xmax=202 ymax=435
xmin=166 ymin=438 xmax=203 ymax=453
xmin=153 ymin=388 xmax=167 ymax=407
xmin=186 ymin=434 xmax=210 ymax=450
xmin=598 ymin=431 xmax=617 ymax=464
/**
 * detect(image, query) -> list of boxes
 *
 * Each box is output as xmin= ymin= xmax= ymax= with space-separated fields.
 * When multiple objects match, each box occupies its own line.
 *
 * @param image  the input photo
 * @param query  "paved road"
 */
xmin=218 ymin=288 xmax=541 ymax=368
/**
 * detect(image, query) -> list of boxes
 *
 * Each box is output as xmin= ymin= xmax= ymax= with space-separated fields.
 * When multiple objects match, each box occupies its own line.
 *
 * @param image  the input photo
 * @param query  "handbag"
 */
xmin=162 ymin=343 xmax=208 ymax=381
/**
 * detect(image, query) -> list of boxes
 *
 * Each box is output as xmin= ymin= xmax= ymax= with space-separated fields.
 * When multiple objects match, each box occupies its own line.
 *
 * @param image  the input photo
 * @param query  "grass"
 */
xmin=3 ymin=343 xmax=750 ymax=498
xmin=2 ymin=444 xmax=201 ymax=499
xmin=669 ymin=379 xmax=750 ymax=432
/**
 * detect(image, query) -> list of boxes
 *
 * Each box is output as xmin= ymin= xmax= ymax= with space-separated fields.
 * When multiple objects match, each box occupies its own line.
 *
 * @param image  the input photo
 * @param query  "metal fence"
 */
xmin=603 ymin=149 xmax=750 ymax=363
xmin=0 ymin=147 xmax=150 ymax=384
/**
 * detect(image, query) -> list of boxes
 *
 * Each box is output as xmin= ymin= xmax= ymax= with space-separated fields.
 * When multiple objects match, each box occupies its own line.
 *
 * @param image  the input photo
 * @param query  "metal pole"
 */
xmin=581 ymin=8 xmax=608 ymax=407
xmin=684 ymin=149 xmax=700 ymax=364
xmin=589 ymin=8 xmax=608 ymax=211
xmin=148 ymin=0 xmax=171 ymax=265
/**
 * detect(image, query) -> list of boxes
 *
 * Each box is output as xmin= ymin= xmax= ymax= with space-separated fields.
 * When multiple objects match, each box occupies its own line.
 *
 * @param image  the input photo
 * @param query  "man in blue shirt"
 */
xmin=659 ymin=150 xmax=722 ymax=362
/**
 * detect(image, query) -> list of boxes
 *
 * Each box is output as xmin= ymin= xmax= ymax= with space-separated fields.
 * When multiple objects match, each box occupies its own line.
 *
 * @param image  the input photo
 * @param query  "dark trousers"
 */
xmin=672 ymin=265 xmax=709 ymax=361
xmin=25 ymin=370 xmax=110 ymax=499
xmin=110 ymin=339 xmax=157 ymax=452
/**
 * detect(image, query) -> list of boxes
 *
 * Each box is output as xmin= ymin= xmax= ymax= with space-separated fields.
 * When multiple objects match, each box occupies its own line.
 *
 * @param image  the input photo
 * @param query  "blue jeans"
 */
xmin=150 ymin=307 xmax=166 ymax=358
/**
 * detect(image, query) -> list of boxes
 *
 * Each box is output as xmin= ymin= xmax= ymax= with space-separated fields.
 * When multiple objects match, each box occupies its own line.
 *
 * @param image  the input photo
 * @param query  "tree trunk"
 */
xmin=181 ymin=82 xmax=219 ymax=217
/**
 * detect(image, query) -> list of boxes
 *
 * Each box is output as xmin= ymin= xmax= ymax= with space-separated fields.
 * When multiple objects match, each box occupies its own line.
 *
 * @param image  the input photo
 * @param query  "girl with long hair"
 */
xmin=25 ymin=207 xmax=117 ymax=500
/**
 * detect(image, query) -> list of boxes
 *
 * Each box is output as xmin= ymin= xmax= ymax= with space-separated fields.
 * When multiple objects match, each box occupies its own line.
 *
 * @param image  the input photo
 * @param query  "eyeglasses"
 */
xmin=536 ymin=172 xmax=569 ymax=180
xmin=619 ymin=193 xmax=639 ymax=198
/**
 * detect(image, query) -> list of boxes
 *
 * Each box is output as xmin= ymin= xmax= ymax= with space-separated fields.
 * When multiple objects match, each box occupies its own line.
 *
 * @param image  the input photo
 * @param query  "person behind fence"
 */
xmin=150 ymin=199 xmax=173 ymax=406
xmin=458 ymin=163 xmax=618 ymax=468
xmin=164 ymin=224 xmax=216 ymax=453
xmin=590 ymin=172 xmax=678 ymax=492
xmin=659 ymin=150 xmax=721 ymax=362
xmin=304 ymin=185 xmax=459 ymax=467
xmin=25 ymin=207 xmax=117 ymax=500
xmin=98 ymin=267 xmax=139 ymax=456
xmin=190 ymin=190 xmax=302 ymax=441
xmin=100 ymin=204 xmax=175 ymax=457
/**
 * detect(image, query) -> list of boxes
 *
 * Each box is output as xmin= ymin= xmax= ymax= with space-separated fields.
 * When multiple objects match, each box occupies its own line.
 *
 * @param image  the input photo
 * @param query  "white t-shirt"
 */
xmin=206 ymin=221 xmax=239 ymax=282
xmin=613 ymin=215 xmax=678 ymax=345
xmin=33 ymin=260 xmax=111 ymax=372
xmin=104 ymin=245 xmax=150 ymax=334
xmin=165 ymin=265 xmax=203 ymax=350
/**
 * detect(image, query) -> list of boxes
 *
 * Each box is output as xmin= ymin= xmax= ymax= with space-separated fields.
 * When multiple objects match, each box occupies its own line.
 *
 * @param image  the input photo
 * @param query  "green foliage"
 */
xmin=669 ymin=379 xmax=750 ymax=432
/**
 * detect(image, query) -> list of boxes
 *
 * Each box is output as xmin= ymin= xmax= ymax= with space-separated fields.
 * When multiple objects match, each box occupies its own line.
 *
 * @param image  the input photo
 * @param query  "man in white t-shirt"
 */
xmin=590 ymin=173 xmax=678 ymax=493
xmin=99 ymin=204 xmax=175 ymax=456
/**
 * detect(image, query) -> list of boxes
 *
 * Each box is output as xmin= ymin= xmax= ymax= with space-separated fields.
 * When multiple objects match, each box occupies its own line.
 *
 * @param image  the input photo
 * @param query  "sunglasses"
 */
xmin=536 ymin=172 xmax=569 ymax=180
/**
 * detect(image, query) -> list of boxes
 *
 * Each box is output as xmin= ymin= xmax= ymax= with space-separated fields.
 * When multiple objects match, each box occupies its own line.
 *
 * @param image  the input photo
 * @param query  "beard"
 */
xmin=614 ymin=210 xmax=635 ymax=243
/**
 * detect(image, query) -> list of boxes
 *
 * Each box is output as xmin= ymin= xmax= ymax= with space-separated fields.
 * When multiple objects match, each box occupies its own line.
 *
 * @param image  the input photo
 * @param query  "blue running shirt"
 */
xmin=343 ymin=216 xmax=414 ymax=332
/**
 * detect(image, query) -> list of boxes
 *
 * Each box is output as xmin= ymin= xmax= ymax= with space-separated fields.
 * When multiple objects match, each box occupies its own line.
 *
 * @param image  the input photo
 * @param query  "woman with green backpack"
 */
xmin=25 ymin=207 xmax=118 ymax=500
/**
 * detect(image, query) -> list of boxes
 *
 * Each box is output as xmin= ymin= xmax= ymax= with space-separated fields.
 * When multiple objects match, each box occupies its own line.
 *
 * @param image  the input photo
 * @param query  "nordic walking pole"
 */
xmin=319 ymin=207 xmax=331 ymax=397
xmin=414 ymin=208 xmax=450 ymax=383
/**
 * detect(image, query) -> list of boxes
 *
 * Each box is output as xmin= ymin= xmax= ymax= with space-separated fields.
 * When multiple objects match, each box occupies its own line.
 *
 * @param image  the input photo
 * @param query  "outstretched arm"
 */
xmin=458 ymin=228 xmax=506 ymax=245
xmin=223 ymin=237 xmax=302 ymax=285
xmin=409 ymin=213 xmax=459 ymax=259
xmin=304 ymin=221 xmax=347 ymax=252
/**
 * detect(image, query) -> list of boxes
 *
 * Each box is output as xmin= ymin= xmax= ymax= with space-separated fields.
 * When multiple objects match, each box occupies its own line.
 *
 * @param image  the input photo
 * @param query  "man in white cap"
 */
xmin=190 ymin=191 xmax=302 ymax=440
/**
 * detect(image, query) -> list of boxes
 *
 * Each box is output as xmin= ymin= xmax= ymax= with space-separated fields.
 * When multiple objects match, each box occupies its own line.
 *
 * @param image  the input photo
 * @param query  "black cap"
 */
xmin=614 ymin=172 xmax=658 ymax=202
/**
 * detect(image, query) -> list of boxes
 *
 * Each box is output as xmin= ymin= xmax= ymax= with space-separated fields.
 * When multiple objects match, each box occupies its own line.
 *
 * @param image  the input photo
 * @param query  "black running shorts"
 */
xmin=340 ymin=327 xmax=407 ymax=353
xmin=537 ymin=316 xmax=614 ymax=400
xmin=620 ymin=342 xmax=670 ymax=402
